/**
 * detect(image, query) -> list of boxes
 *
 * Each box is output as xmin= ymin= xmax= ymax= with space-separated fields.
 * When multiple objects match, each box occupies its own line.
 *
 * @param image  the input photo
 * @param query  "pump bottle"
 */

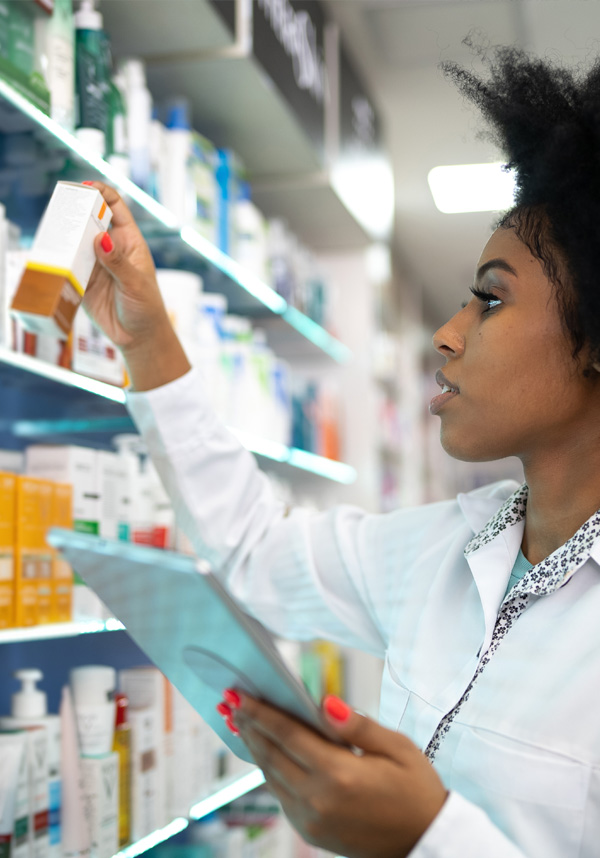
xmin=74 ymin=0 xmax=108 ymax=157
xmin=0 ymin=669 xmax=61 ymax=858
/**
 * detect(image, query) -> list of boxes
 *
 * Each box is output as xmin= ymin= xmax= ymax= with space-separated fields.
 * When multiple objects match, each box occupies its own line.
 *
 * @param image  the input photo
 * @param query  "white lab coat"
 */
xmin=127 ymin=367 xmax=600 ymax=858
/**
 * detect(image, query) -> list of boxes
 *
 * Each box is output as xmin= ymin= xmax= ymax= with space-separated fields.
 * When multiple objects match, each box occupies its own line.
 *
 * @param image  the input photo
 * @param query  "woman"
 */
xmin=82 ymin=46 xmax=600 ymax=857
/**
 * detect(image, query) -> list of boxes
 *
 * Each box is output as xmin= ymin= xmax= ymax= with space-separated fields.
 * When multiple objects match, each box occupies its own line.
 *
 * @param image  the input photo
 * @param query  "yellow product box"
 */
xmin=51 ymin=482 xmax=73 ymax=623
xmin=0 ymin=471 xmax=16 ymax=628
xmin=10 ymin=182 xmax=112 ymax=338
xmin=36 ymin=479 xmax=54 ymax=625
xmin=14 ymin=476 xmax=52 ymax=627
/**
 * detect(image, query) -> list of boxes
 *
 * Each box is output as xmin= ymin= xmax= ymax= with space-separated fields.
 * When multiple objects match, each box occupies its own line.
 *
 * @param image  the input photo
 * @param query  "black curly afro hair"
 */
xmin=442 ymin=42 xmax=600 ymax=374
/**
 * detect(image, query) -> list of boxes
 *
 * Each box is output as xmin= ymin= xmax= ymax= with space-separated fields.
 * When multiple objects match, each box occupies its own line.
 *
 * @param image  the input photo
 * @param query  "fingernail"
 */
xmin=100 ymin=232 xmax=113 ymax=253
xmin=223 ymin=688 xmax=241 ymax=709
xmin=324 ymin=695 xmax=351 ymax=722
xmin=216 ymin=702 xmax=231 ymax=718
xmin=82 ymin=181 xmax=95 ymax=186
xmin=225 ymin=717 xmax=239 ymax=736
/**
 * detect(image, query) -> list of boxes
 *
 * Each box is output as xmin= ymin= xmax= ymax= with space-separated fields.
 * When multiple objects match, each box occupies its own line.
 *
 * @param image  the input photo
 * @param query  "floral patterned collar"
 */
xmin=464 ymin=482 xmax=600 ymax=599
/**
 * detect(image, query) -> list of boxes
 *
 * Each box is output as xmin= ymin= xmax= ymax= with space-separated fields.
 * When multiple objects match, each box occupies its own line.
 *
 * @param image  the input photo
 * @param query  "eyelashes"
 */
xmin=461 ymin=286 xmax=503 ymax=313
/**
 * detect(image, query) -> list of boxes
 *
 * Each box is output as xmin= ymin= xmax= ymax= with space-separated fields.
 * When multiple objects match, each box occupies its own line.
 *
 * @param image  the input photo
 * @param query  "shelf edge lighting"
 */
xmin=427 ymin=162 xmax=517 ymax=214
xmin=0 ymin=349 xmax=127 ymax=403
xmin=0 ymin=618 xmax=125 ymax=644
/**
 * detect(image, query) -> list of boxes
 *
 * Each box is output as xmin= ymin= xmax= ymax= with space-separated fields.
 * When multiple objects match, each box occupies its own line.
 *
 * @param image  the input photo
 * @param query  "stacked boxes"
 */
xmin=0 ymin=471 xmax=73 ymax=628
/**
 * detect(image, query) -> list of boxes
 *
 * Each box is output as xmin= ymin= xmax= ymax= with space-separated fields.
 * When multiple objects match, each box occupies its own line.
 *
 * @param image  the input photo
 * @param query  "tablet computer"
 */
xmin=47 ymin=527 xmax=344 ymax=763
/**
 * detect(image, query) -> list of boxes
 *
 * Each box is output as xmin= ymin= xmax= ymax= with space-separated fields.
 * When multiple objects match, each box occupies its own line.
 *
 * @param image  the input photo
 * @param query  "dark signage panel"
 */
xmin=208 ymin=0 xmax=236 ymax=34
xmin=253 ymin=0 xmax=327 ymax=160
xmin=339 ymin=44 xmax=381 ymax=159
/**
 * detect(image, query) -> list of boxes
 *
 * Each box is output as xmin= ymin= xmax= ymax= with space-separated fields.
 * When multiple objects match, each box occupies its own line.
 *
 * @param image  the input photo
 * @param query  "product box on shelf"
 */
xmin=10 ymin=182 xmax=112 ymax=338
xmin=1 ymin=725 xmax=50 ymax=858
xmin=118 ymin=667 xmax=167 ymax=839
xmin=0 ymin=471 xmax=16 ymax=628
xmin=71 ymin=312 xmax=126 ymax=387
xmin=25 ymin=444 xmax=103 ymax=622
xmin=0 ymin=731 xmax=29 ymax=858
xmin=50 ymin=482 xmax=73 ymax=623
xmin=80 ymin=753 xmax=119 ymax=858
xmin=14 ymin=476 xmax=53 ymax=627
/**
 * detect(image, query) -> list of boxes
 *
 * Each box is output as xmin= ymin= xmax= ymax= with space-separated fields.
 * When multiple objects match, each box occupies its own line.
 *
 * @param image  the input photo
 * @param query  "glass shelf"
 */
xmin=0 ymin=350 xmax=357 ymax=484
xmin=114 ymin=769 xmax=267 ymax=858
xmin=0 ymin=78 xmax=351 ymax=364
xmin=0 ymin=618 xmax=124 ymax=644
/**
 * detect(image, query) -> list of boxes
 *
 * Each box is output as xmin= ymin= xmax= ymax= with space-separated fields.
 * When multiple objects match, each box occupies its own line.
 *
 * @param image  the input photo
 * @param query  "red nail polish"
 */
xmin=216 ymin=702 xmax=231 ymax=718
xmin=225 ymin=717 xmax=239 ymax=736
xmin=100 ymin=232 xmax=113 ymax=253
xmin=324 ymin=695 xmax=351 ymax=722
xmin=82 ymin=181 xmax=95 ymax=186
xmin=223 ymin=688 xmax=241 ymax=709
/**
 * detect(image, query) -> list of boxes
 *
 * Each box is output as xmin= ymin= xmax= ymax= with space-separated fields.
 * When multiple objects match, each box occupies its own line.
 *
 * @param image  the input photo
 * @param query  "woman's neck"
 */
xmin=521 ymin=455 xmax=600 ymax=565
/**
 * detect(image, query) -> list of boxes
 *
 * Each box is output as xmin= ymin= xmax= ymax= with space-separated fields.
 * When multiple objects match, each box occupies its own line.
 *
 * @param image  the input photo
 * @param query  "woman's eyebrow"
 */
xmin=475 ymin=258 xmax=518 ymax=283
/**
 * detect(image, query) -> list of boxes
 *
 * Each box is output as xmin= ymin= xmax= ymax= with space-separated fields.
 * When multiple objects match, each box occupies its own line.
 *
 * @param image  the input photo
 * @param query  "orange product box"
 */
xmin=36 ymin=479 xmax=54 ymax=625
xmin=0 ymin=471 xmax=17 ymax=628
xmin=51 ymin=482 xmax=73 ymax=622
xmin=14 ymin=476 xmax=53 ymax=627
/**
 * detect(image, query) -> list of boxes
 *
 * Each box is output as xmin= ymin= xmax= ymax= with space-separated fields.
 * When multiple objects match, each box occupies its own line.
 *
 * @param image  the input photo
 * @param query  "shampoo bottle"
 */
xmin=74 ymin=0 xmax=107 ymax=157
xmin=0 ymin=669 xmax=60 ymax=858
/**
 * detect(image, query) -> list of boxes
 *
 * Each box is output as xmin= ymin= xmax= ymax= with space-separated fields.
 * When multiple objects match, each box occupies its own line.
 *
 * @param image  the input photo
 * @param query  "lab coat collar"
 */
xmin=460 ymin=481 xmax=600 ymax=600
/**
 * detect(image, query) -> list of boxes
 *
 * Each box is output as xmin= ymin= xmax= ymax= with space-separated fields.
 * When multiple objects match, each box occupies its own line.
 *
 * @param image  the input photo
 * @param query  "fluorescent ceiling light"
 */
xmin=428 ymin=162 xmax=516 ymax=214
xmin=331 ymin=155 xmax=395 ymax=239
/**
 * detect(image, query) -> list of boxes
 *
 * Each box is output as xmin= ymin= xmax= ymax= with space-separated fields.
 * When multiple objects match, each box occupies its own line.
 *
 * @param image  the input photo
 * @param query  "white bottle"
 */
xmin=232 ymin=181 xmax=267 ymax=282
xmin=0 ymin=669 xmax=61 ymax=858
xmin=161 ymin=99 xmax=194 ymax=224
xmin=112 ymin=433 xmax=140 ymax=542
xmin=47 ymin=0 xmax=75 ymax=131
xmin=69 ymin=666 xmax=116 ymax=757
xmin=120 ymin=58 xmax=152 ymax=189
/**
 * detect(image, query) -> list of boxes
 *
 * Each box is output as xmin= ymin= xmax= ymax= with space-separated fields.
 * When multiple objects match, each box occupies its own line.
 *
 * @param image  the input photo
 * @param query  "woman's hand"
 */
xmin=219 ymin=690 xmax=448 ymax=858
xmin=81 ymin=181 xmax=191 ymax=390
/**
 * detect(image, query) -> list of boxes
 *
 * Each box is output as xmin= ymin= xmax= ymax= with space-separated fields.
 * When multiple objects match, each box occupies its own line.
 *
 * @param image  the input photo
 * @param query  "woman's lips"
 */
xmin=430 ymin=369 xmax=460 ymax=415
xmin=429 ymin=388 xmax=459 ymax=415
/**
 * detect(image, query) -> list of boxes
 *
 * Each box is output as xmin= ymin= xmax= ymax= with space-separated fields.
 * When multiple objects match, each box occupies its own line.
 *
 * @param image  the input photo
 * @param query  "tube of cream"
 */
xmin=0 ymin=733 xmax=27 ymax=858
xmin=59 ymin=686 xmax=91 ymax=858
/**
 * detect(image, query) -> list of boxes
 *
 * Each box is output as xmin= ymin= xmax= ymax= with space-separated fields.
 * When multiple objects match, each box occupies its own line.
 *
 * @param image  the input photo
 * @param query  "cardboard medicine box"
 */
xmin=10 ymin=182 xmax=112 ymax=337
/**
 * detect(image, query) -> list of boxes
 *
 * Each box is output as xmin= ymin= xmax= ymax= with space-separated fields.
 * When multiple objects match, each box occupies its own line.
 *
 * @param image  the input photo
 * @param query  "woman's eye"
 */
xmin=468 ymin=286 xmax=502 ymax=313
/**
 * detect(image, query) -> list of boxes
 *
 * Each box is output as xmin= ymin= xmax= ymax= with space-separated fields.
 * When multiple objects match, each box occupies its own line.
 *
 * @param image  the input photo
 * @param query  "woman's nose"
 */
xmin=432 ymin=314 xmax=466 ymax=359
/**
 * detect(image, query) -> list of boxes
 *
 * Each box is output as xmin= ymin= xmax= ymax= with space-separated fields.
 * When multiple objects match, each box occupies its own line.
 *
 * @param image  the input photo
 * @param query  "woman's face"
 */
xmin=431 ymin=226 xmax=600 ymax=463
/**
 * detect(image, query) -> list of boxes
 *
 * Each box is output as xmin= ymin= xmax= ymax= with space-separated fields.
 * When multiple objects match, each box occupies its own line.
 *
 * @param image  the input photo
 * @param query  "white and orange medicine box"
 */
xmin=10 ymin=182 xmax=112 ymax=338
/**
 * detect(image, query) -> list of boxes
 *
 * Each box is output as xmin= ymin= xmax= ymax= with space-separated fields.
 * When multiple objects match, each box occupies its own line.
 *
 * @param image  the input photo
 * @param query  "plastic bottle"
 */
xmin=59 ymin=685 xmax=91 ymax=858
xmin=69 ymin=665 xmax=116 ymax=757
xmin=120 ymin=58 xmax=152 ymax=189
xmin=162 ymin=99 xmax=194 ymax=224
xmin=113 ymin=433 xmax=141 ymax=542
xmin=112 ymin=693 xmax=131 ymax=847
xmin=46 ymin=0 xmax=75 ymax=131
xmin=196 ymin=292 xmax=227 ymax=415
xmin=266 ymin=219 xmax=294 ymax=304
xmin=101 ymin=36 xmax=129 ymax=177
xmin=0 ymin=669 xmax=62 ymax=858
xmin=74 ymin=0 xmax=107 ymax=157
xmin=232 ymin=181 xmax=268 ymax=281
xmin=148 ymin=108 xmax=166 ymax=201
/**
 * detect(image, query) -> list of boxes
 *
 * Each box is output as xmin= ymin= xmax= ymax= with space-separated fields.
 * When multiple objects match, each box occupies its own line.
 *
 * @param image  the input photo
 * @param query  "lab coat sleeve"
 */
xmin=410 ymin=792 xmax=528 ymax=858
xmin=126 ymin=367 xmax=389 ymax=657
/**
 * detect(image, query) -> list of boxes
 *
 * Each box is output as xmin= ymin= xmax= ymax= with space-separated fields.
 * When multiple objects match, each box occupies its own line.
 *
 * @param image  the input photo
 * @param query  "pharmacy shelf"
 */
xmin=116 ymin=769 xmax=267 ymax=858
xmin=0 ymin=349 xmax=357 ymax=484
xmin=0 ymin=79 xmax=351 ymax=365
xmin=101 ymin=0 xmax=373 ymax=251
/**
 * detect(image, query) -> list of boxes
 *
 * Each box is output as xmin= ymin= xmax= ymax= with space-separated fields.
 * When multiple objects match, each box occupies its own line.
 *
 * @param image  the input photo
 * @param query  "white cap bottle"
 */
xmin=69 ymin=665 xmax=116 ymax=757
xmin=0 ymin=669 xmax=62 ymax=858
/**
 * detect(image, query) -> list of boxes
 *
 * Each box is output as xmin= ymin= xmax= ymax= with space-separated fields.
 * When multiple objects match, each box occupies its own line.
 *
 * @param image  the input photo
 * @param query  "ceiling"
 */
xmin=324 ymin=0 xmax=600 ymax=332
